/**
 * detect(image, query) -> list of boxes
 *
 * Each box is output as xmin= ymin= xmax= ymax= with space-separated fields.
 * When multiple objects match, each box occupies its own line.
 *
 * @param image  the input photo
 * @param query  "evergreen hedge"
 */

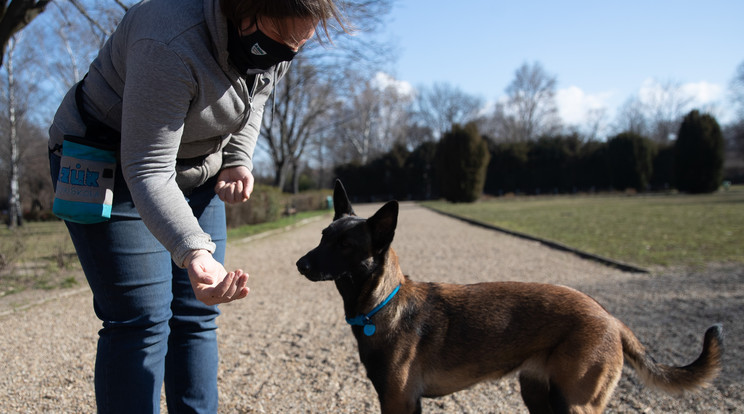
xmin=675 ymin=110 xmax=724 ymax=193
xmin=606 ymin=132 xmax=656 ymax=192
xmin=330 ymin=114 xmax=727 ymax=202
xmin=435 ymin=123 xmax=491 ymax=202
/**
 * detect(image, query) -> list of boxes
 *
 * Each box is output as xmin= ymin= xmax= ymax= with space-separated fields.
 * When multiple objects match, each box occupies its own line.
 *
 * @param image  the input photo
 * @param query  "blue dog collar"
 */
xmin=346 ymin=284 xmax=401 ymax=336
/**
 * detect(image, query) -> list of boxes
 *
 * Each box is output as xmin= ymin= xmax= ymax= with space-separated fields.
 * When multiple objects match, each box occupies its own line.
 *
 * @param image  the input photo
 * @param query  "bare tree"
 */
xmin=412 ymin=82 xmax=483 ymax=140
xmin=401 ymin=121 xmax=434 ymax=150
xmin=336 ymin=80 xmax=377 ymax=164
xmin=374 ymin=74 xmax=412 ymax=151
xmin=333 ymin=72 xmax=413 ymax=164
xmin=641 ymin=79 xmax=692 ymax=143
xmin=260 ymin=0 xmax=395 ymax=192
xmin=1 ymin=25 xmax=48 ymax=226
xmin=583 ymin=107 xmax=609 ymax=141
xmin=261 ymin=58 xmax=336 ymax=192
xmin=66 ymin=0 xmax=129 ymax=39
xmin=561 ymin=106 xmax=610 ymax=142
xmin=726 ymin=61 xmax=744 ymax=169
xmin=36 ymin=0 xmax=132 ymax=97
xmin=730 ymin=60 xmax=744 ymax=121
xmin=613 ymin=95 xmax=648 ymax=136
xmin=301 ymin=0 xmax=395 ymax=74
xmin=490 ymin=62 xmax=561 ymax=142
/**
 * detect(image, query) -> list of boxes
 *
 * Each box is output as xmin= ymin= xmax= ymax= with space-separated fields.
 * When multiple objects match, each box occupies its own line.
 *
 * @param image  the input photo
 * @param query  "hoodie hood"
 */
xmin=203 ymin=0 xmax=233 ymax=73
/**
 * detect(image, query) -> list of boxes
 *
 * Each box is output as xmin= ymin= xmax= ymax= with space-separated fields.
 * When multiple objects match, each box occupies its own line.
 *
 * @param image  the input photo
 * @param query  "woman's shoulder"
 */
xmin=118 ymin=0 xmax=209 ymax=48
xmin=106 ymin=0 xmax=223 ymax=79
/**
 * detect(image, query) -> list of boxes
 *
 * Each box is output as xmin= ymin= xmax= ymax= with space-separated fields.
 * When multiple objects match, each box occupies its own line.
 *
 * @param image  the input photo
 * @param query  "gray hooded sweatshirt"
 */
xmin=48 ymin=0 xmax=290 ymax=267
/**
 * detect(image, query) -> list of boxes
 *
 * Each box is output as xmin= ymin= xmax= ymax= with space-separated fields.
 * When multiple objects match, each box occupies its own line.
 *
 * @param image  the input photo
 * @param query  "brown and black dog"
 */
xmin=296 ymin=180 xmax=723 ymax=414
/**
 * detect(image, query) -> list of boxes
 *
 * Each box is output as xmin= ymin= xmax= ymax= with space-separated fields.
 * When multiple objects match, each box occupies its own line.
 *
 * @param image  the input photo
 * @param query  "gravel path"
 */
xmin=1 ymin=202 xmax=741 ymax=413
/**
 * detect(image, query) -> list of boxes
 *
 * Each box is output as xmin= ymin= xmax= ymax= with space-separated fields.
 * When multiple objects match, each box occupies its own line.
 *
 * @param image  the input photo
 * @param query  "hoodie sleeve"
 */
xmin=120 ymin=38 xmax=216 ymax=267
xmin=220 ymin=101 xmax=262 ymax=171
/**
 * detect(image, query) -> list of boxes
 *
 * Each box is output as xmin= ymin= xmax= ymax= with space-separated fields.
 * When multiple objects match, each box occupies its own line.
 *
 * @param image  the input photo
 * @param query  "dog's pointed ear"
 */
xmin=333 ymin=179 xmax=355 ymax=221
xmin=367 ymin=201 xmax=398 ymax=252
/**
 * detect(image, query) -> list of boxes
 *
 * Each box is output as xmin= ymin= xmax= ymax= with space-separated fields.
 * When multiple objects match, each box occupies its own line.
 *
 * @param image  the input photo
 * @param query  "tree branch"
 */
xmin=0 ymin=0 xmax=53 ymax=67
xmin=111 ymin=0 xmax=128 ymax=11
xmin=67 ymin=0 xmax=110 ymax=38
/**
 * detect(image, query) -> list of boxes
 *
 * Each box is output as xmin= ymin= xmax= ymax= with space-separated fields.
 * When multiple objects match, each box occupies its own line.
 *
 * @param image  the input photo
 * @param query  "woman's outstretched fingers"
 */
xmin=234 ymin=270 xmax=250 ymax=299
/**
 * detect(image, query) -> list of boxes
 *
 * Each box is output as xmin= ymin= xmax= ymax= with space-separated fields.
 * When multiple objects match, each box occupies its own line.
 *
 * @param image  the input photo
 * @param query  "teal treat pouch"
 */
xmin=53 ymin=135 xmax=117 ymax=223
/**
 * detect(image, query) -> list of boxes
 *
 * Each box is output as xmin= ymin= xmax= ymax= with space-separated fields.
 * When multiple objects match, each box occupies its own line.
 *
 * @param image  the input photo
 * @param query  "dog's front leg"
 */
xmin=379 ymin=393 xmax=421 ymax=414
xmin=370 ymin=363 xmax=423 ymax=414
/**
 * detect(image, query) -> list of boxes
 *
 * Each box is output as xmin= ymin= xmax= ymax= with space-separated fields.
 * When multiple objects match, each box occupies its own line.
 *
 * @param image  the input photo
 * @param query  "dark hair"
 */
xmin=220 ymin=0 xmax=349 ymax=43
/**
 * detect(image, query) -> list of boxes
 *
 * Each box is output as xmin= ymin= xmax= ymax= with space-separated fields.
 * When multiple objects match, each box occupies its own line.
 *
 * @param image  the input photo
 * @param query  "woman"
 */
xmin=48 ymin=0 xmax=345 ymax=412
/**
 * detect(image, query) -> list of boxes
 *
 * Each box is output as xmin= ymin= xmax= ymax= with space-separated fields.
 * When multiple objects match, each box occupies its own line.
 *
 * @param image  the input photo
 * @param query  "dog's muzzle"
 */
xmin=296 ymin=256 xmax=311 ymax=275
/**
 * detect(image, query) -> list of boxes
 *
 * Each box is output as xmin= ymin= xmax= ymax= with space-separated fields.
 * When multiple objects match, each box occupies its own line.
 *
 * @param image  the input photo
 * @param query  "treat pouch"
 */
xmin=53 ymin=135 xmax=117 ymax=223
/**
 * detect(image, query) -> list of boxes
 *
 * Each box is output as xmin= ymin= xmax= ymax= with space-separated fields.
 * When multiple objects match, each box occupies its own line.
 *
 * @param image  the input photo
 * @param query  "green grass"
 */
xmin=423 ymin=187 xmax=744 ymax=268
xmin=4 ymin=189 xmax=740 ymax=295
xmin=0 ymin=209 xmax=331 ymax=296
xmin=0 ymin=221 xmax=76 ymax=262
xmin=0 ymin=221 xmax=80 ymax=295
xmin=226 ymin=210 xmax=330 ymax=240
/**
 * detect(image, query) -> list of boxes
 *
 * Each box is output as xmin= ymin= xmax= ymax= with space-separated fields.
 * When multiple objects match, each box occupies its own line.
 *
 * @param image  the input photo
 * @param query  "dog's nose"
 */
xmin=296 ymin=257 xmax=310 ymax=274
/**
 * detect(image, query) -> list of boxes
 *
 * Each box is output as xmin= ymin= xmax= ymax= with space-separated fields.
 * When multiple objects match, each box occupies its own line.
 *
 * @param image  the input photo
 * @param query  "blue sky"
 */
xmin=376 ymin=0 xmax=744 ymax=126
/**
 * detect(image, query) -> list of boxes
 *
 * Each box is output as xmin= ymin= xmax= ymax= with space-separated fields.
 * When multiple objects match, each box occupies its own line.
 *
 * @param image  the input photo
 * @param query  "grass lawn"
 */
xmin=226 ymin=210 xmax=329 ymax=240
xmin=3 ymin=188 xmax=741 ymax=295
xmin=0 ymin=221 xmax=79 ymax=294
xmin=422 ymin=187 xmax=744 ymax=268
xmin=0 ymin=209 xmax=331 ymax=296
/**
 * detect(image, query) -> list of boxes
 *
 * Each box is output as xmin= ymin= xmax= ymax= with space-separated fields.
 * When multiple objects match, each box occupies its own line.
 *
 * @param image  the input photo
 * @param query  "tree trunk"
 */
xmin=291 ymin=160 xmax=302 ymax=194
xmin=274 ymin=159 xmax=290 ymax=192
xmin=6 ymin=37 xmax=22 ymax=228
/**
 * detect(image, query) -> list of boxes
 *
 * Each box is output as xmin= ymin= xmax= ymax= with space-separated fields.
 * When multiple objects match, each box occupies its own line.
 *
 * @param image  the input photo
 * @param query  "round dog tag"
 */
xmin=364 ymin=324 xmax=376 ymax=336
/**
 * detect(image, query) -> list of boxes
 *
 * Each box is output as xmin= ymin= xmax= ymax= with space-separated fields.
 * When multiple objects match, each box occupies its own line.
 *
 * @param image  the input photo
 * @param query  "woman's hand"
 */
xmin=215 ymin=166 xmax=254 ymax=204
xmin=185 ymin=250 xmax=250 ymax=306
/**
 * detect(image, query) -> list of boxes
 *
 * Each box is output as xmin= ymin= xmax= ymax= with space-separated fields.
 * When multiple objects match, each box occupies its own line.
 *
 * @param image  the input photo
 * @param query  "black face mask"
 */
xmin=227 ymin=21 xmax=298 ymax=74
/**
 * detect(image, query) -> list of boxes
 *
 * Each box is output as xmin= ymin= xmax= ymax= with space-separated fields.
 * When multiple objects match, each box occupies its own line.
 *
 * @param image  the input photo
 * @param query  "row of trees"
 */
xmin=486 ymin=109 xmax=725 ymax=197
xmin=336 ymin=109 xmax=725 ymax=202
xmin=284 ymin=60 xmax=744 ymax=196
xmin=1 ymin=1 xmax=743 ymax=224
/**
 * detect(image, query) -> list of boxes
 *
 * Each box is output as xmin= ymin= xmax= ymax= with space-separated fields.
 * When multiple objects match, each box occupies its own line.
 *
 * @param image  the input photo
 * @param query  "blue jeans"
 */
xmin=50 ymin=153 xmax=224 ymax=413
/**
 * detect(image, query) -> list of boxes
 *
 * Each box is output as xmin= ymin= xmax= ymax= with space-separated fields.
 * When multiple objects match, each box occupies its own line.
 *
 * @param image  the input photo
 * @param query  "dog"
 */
xmin=296 ymin=180 xmax=723 ymax=414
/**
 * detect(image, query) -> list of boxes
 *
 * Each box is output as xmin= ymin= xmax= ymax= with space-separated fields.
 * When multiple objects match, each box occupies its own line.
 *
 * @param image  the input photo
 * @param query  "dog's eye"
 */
xmin=339 ymin=239 xmax=352 ymax=249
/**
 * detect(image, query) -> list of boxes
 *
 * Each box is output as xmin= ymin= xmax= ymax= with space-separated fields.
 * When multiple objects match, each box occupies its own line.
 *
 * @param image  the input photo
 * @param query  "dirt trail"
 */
xmin=1 ymin=202 xmax=741 ymax=413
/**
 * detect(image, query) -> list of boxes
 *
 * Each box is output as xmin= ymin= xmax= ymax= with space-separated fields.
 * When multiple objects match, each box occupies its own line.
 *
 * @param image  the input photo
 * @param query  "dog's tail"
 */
xmin=620 ymin=323 xmax=723 ymax=394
